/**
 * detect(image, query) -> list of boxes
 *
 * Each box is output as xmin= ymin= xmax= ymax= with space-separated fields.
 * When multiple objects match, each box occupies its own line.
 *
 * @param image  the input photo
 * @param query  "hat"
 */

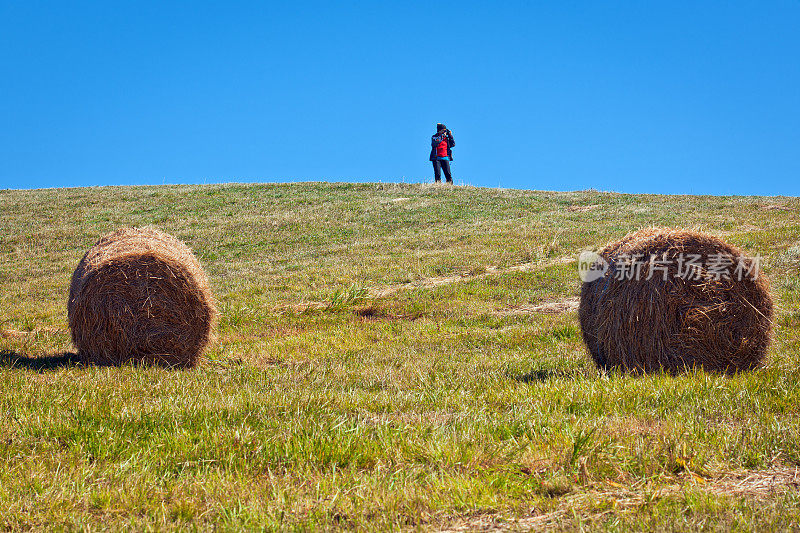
xmin=436 ymin=123 xmax=446 ymax=131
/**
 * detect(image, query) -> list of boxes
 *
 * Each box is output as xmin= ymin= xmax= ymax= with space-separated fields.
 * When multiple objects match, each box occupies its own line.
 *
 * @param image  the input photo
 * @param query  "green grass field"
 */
xmin=1 ymin=182 xmax=799 ymax=530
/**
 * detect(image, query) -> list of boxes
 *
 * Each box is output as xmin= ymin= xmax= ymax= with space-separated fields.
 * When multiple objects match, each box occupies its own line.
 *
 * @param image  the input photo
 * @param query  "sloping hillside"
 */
xmin=1 ymin=183 xmax=799 ymax=529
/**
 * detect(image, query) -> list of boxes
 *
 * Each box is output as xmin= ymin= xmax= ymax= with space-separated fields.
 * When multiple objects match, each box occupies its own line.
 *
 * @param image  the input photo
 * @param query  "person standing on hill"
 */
xmin=430 ymin=123 xmax=455 ymax=184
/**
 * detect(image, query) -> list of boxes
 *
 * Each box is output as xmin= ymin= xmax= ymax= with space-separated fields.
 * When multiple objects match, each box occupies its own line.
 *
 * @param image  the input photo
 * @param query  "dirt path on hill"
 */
xmin=370 ymin=255 xmax=575 ymax=298
xmin=275 ymin=255 xmax=577 ymax=314
xmin=492 ymin=296 xmax=580 ymax=316
xmin=1 ymin=326 xmax=67 ymax=338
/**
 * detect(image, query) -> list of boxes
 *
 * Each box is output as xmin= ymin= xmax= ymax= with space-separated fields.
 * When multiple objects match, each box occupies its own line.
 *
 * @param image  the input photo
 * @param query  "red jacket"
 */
xmin=429 ymin=130 xmax=455 ymax=161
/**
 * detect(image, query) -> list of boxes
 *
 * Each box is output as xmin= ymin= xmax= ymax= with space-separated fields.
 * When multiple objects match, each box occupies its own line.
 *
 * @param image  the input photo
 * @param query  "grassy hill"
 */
xmin=1 ymin=182 xmax=799 ymax=530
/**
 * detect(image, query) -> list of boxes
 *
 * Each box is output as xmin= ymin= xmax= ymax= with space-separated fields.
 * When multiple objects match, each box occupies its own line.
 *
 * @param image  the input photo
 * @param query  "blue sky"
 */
xmin=1 ymin=1 xmax=798 ymax=194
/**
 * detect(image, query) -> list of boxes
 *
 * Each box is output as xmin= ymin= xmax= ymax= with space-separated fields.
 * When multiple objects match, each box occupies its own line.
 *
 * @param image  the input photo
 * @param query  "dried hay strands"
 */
xmin=68 ymin=227 xmax=216 ymax=368
xmin=579 ymin=228 xmax=773 ymax=373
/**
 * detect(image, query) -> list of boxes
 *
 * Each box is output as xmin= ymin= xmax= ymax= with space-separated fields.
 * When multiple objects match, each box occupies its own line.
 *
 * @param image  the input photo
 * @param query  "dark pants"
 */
xmin=432 ymin=159 xmax=453 ymax=183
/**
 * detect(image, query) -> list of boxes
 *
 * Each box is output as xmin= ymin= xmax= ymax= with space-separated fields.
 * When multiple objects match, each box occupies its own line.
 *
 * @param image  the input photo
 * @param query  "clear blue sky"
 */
xmin=2 ymin=1 xmax=798 ymax=194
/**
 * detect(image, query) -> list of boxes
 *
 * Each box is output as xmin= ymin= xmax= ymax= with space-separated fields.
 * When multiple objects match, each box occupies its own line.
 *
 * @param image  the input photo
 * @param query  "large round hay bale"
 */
xmin=579 ymin=227 xmax=773 ymax=373
xmin=68 ymin=227 xmax=216 ymax=367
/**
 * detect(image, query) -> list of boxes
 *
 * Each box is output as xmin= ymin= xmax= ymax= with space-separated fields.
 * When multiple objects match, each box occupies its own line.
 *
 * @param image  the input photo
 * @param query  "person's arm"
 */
xmin=447 ymin=131 xmax=455 ymax=147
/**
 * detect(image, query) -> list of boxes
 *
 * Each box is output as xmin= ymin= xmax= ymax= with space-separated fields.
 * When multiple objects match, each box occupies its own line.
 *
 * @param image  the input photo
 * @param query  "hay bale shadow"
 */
xmin=511 ymin=368 xmax=580 ymax=383
xmin=0 ymin=351 xmax=80 ymax=371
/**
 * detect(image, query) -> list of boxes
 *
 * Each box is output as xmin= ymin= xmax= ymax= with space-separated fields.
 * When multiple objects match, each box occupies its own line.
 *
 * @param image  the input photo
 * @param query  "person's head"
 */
xmin=437 ymin=123 xmax=446 ymax=132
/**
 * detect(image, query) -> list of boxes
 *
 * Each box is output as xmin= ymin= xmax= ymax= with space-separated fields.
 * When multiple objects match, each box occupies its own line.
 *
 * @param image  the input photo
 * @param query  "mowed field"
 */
xmin=1 ymin=182 xmax=799 ymax=531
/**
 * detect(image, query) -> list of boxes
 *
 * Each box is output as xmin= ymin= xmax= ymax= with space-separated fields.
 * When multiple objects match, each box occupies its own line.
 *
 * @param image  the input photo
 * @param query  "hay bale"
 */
xmin=68 ymin=227 xmax=216 ymax=367
xmin=579 ymin=227 xmax=773 ymax=373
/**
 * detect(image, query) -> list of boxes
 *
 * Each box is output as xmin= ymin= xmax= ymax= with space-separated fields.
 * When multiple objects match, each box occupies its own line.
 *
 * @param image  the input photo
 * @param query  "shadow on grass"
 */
xmin=511 ymin=368 xmax=581 ymax=383
xmin=0 ymin=350 xmax=81 ymax=371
